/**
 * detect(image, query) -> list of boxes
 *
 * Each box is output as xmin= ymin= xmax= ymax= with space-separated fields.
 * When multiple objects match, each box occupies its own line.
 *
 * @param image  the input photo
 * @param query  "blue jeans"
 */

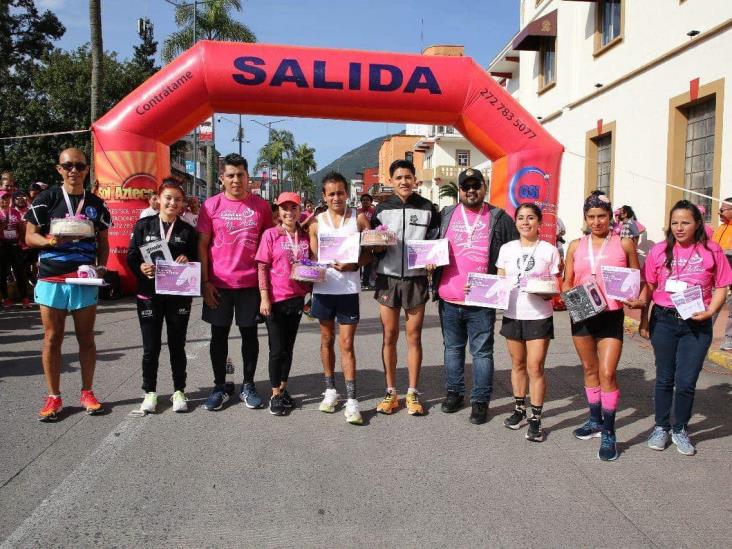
xmin=439 ymin=300 xmax=495 ymax=403
xmin=649 ymin=305 xmax=712 ymax=432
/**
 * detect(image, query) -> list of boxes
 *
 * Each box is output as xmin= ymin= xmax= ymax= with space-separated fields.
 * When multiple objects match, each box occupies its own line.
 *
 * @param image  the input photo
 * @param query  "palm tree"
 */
xmin=162 ymin=0 xmax=256 ymax=63
xmin=286 ymin=143 xmax=317 ymax=195
xmin=89 ymin=0 xmax=103 ymax=184
xmin=438 ymin=181 xmax=458 ymax=202
xmin=256 ymin=129 xmax=295 ymax=196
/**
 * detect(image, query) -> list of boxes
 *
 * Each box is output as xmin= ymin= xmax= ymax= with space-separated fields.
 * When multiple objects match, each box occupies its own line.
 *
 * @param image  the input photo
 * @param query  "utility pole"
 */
xmin=250 ymin=118 xmax=285 ymax=198
xmin=237 ymin=114 xmax=244 ymax=156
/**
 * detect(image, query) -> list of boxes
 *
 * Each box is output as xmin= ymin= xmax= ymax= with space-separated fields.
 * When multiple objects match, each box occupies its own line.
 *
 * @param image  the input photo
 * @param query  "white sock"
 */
xmin=408 ymin=387 xmax=418 ymax=395
xmin=387 ymin=387 xmax=396 ymax=395
xmin=49 ymin=394 xmax=60 ymax=398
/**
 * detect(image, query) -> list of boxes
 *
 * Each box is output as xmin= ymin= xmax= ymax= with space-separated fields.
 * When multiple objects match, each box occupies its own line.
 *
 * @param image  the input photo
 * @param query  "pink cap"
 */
xmin=276 ymin=192 xmax=301 ymax=206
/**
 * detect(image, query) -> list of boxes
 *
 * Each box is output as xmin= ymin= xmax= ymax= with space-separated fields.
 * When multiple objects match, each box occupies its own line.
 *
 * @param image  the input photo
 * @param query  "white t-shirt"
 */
xmin=495 ymin=239 xmax=560 ymax=320
xmin=313 ymin=208 xmax=360 ymax=295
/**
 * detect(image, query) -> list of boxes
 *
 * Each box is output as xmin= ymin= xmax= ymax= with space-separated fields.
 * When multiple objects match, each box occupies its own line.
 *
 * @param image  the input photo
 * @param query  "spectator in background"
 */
xmin=180 ymin=196 xmax=200 ymax=227
xmin=29 ymin=182 xmax=48 ymax=201
xmin=1 ymin=171 xmax=17 ymax=193
xmin=713 ymin=196 xmax=732 ymax=350
xmin=358 ymin=193 xmax=377 ymax=290
xmin=0 ymin=190 xmax=29 ymax=308
xmin=139 ymin=190 xmax=160 ymax=218
xmin=614 ymin=206 xmax=645 ymax=241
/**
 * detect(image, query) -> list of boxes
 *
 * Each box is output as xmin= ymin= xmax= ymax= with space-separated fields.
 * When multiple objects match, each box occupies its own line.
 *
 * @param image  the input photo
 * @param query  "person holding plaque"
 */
xmin=255 ymin=192 xmax=311 ymax=417
xmin=127 ymin=180 xmax=198 ymax=414
xmin=433 ymin=168 xmax=518 ymax=424
xmin=562 ymin=191 xmax=643 ymax=461
xmin=639 ymin=201 xmax=732 ymax=455
xmin=496 ymin=203 xmax=559 ymax=441
xmin=308 ymin=172 xmax=370 ymax=425
xmin=371 ymin=160 xmax=440 ymax=416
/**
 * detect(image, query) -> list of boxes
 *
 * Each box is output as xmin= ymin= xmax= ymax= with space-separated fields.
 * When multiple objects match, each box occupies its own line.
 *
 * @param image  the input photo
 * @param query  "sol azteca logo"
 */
xmin=122 ymin=173 xmax=158 ymax=192
xmin=508 ymin=166 xmax=550 ymax=209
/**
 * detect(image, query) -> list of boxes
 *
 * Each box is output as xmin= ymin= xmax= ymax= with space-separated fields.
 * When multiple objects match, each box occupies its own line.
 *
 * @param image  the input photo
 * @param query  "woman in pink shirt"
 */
xmin=639 ymin=200 xmax=732 ymax=456
xmin=563 ymin=191 xmax=644 ymax=461
xmin=256 ymin=192 xmax=312 ymax=416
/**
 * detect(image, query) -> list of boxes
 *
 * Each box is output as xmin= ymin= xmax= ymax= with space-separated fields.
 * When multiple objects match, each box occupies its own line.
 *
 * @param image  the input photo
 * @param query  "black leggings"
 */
xmin=211 ymin=323 xmax=259 ymax=386
xmin=0 ymin=244 xmax=28 ymax=299
xmin=137 ymin=295 xmax=192 ymax=392
xmin=265 ymin=296 xmax=304 ymax=388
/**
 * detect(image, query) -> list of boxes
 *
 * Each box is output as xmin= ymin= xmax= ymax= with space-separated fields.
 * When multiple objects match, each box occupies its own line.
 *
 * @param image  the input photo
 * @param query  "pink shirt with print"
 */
xmin=438 ymin=205 xmax=491 ymax=302
xmin=643 ymin=240 xmax=732 ymax=308
xmin=255 ymin=226 xmax=311 ymax=303
xmin=0 ymin=206 xmax=23 ymax=244
xmin=197 ymin=193 xmax=273 ymax=289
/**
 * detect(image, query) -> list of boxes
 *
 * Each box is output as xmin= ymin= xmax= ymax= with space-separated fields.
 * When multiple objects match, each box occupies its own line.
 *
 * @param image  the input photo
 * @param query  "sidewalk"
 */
xmin=624 ymin=303 xmax=732 ymax=372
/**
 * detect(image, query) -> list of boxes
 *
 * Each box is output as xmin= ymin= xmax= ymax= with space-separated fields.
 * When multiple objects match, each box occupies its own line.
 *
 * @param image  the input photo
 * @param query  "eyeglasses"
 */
xmin=459 ymin=181 xmax=483 ymax=192
xmin=719 ymin=208 xmax=732 ymax=214
xmin=59 ymin=162 xmax=88 ymax=172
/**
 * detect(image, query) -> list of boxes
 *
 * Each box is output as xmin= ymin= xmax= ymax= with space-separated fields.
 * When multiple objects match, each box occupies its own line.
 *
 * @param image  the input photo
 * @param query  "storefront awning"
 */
xmin=512 ymin=10 xmax=557 ymax=51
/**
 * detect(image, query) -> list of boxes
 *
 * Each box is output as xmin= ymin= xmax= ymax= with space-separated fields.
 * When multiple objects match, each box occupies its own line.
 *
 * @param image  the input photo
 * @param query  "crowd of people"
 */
xmin=5 ymin=148 xmax=731 ymax=462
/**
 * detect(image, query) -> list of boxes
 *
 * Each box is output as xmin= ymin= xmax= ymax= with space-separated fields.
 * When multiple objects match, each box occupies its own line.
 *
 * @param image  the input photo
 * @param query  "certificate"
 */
xmin=669 ymin=285 xmax=705 ymax=320
xmin=140 ymin=239 xmax=173 ymax=265
xmin=154 ymin=261 xmax=201 ymax=296
xmin=317 ymin=233 xmax=360 ymax=264
xmin=601 ymin=266 xmax=641 ymax=301
xmin=464 ymin=273 xmax=510 ymax=309
xmin=406 ymin=239 xmax=449 ymax=270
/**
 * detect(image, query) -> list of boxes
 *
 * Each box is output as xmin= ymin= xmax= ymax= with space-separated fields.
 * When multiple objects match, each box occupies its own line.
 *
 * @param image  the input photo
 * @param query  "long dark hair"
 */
xmin=663 ymin=200 xmax=709 ymax=270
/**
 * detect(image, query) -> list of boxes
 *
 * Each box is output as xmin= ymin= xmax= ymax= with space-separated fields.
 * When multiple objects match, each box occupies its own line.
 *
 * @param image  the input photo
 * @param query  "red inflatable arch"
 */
xmin=92 ymin=41 xmax=563 ymax=293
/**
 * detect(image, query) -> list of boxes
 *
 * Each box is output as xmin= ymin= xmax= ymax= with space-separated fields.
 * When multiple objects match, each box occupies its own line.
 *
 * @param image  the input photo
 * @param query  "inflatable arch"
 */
xmin=92 ymin=41 xmax=563 ymax=292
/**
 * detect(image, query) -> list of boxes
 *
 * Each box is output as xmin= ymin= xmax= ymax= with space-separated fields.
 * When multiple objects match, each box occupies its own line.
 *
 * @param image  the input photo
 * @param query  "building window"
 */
xmin=684 ymin=98 xmax=716 ymax=222
xmin=456 ymin=150 xmax=470 ymax=167
xmin=584 ymin=122 xmax=616 ymax=201
xmin=595 ymin=0 xmax=623 ymax=54
xmin=405 ymin=151 xmax=414 ymax=164
xmin=595 ymin=134 xmax=612 ymax=196
xmin=539 ymin=38 xmax=556 ymax=91
xmin=445 ymin=126 xmax=455 ymax=134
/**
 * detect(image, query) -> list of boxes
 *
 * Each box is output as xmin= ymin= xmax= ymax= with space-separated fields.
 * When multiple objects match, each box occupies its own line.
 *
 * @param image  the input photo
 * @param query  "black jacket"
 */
xmin=370 ymin=193 xmax=440 ymax=278
xmin=127 ymin=215 xmax=199 ymax=296
xmin=432 ymin=203 xmax=518 ymax=299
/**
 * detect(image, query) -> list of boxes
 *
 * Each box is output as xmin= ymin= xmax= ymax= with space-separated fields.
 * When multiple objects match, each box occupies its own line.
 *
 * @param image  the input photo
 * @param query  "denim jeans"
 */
xmin=438 ymin=300 xmax=496 ymax=403
xmin=649 ymin=305 xmax=712 ymax=432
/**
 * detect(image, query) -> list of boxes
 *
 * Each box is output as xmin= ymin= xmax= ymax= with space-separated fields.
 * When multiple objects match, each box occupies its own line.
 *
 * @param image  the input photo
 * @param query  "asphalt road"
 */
xmin=1 ymin=294 xmax=731 ymax=548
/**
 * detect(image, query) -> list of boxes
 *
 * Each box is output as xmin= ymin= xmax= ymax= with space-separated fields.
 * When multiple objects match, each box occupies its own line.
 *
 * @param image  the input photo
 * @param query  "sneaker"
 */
xmin=671 ymin=429 xmax=696 ymax=456
xmin=525 ymin=418 xmax=545 ymax=442
xmin=239 ymin=382 xmax=263 ymax=409
xmin=38 ymin=395 xmax=63 ymax=422
xmin=598 ymin=431 xmax=619 ymax=461
xmin=203 ymin=385 xmax=230 ymax=411
xmin=469 ymin=401 xmax=488 ymax=425
xmin=21 ymin=297 xmax=31 ymax=309
xmin=440 ymin=390 xmax=464 ymax=413
xmin=318 ymin=388 xmax=339 ymax=413
xmin=647 ymin=426 xmax=669 ymax=451
xmin=720 ymin=338 xmax=732 ymax=351
xmin=80 ymin=389 xmax=104 ymax=415
xmin=376 ymin=392 xmax=399 ymax=414
xmin=140 ymin=392 xmax=157 ymax=414
xmin=171 ymin=390 xmax=188 ymax=413
xmin=503 ymin=408 xmax=527 ymax=430
xmin=405 ymin=392 xmax=425 ymax=416
xmin=344 ymin=398 xmax=363 ymax=425
xmin=269 ymin=393 xmax=285 ymax=416
xmin=573 ymin=419 xmax=603 ymax=440
xmin=281 ymin=390 xmax=295 ymax=409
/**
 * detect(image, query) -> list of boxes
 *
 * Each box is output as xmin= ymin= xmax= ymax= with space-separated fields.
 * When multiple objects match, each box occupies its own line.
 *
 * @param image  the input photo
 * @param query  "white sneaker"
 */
xmin=140 ymin=392 xmax=157 ymax=413
xmin=318 ymin=388 xmax=339 ymax=413
xmin=720 ymin=338 xmax=732 ymax=351
xmin=344 ymin=398 xmax=363 ymax=425
xmin=171 ymin=390 xmax=188 ymax=413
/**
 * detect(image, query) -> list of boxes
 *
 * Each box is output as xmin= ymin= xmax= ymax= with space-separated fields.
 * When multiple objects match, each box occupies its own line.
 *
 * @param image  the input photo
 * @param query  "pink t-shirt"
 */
xmin=255 ymin=226 xmax=311 ymax=303
xmin=0 ymin=206 xmax=23 ymax=244
xmin=643 ymin=240 xmax=732 ymax=307
xmin=572 ymin=234 xmax=627 ymax=311
xmin=438 ymin=205 xmax=491 ymax=302
xmin=197 ymin=193 xmax=273 ymax=289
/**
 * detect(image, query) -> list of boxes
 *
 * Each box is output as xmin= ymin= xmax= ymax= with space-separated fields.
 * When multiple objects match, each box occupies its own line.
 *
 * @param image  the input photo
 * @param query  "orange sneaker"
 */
xmin=80 ymin=389 xmax=104 ymax=415
xmin=39 ymin=395 xmax=63 ymax=422
xmin=376 ymin=391 xmax=399 ymax=414
xmin=405 ymin=391 xmax=425 ymax=416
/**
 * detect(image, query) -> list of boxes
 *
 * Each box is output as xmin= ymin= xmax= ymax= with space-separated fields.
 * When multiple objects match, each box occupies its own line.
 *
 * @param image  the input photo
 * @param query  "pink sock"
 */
xmin=584 ymin=386 xmax=601 ymax=405
xmin=601 ymin=389 xmax=620 ymax=411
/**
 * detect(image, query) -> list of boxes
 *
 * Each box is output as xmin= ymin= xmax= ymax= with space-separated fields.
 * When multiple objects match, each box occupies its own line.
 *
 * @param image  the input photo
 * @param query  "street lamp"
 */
xmin=250 ymin=119 xmax=285 ymax=197
xmin=217 ymin=115 xmax=249 ymax=155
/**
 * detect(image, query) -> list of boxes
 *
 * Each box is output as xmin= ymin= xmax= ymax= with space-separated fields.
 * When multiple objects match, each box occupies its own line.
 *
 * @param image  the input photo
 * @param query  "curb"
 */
xmin=624 ymin=316 xmax=732 ymax=373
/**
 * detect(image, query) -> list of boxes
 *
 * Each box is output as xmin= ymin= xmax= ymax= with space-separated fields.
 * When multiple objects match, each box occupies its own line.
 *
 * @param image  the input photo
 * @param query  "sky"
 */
xmin=39 ymin=0 xmax=519 ymax=173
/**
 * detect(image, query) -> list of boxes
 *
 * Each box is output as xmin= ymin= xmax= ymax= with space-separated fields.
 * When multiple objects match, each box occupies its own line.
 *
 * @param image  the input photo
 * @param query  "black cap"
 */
xmin=458 ymin=168 xmax=485 ymax=187
xmin=13 ymin=190 xmax=27 ymax=198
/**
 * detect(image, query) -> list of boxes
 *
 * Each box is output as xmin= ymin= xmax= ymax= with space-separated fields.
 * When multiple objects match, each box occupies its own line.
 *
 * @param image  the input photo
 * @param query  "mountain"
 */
xmin=309 ymin=132 xmax=402 ymax=185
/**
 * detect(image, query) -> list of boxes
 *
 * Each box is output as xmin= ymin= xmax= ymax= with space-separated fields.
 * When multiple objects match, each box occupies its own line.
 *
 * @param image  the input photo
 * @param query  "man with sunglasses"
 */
xmin=432 ymin=168 xmax=518 ymax=424
xmin=25 ymin=148 xmax=112 ymax=421
xmin=713 ymin=197 xmax=732 ymax=350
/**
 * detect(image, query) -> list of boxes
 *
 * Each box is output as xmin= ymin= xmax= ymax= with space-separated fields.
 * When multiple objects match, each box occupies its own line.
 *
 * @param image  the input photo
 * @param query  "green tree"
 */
xmin=286 ymin=143 xmax=317 ymax=196
xmin=438 ymin=181 xmax=458 ymax=202
xmin=131 ymin=17 xmax=159 ymax=79
xmin=161 ymin=0 xmax=256 ymax=63
xmin=256 ymin=129 xmax=295 ymax=197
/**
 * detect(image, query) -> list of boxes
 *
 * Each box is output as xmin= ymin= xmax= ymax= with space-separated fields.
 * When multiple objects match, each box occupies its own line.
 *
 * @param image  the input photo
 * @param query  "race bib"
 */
xmin=664 ymin=279 xmax=688 ymax=294
xmin=3 ymin=229 xmax=17 ymax=241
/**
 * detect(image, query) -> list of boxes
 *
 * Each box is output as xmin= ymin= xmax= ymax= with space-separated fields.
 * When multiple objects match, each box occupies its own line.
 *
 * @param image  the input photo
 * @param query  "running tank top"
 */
xmin=573 ymin=234 xmax=627 ymax=311
xmin=313 ymin=208 xmax=360 ymax=295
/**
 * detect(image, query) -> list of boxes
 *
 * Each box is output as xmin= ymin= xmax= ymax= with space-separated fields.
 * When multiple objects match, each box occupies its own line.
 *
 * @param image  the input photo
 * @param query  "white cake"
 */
xmin=523 ymin=277 xmax=558 ymax=294
xmin=361 ymin=228 xmax=397 ymax=246
xmin=50 ymin=217 xmax=94 ymax=238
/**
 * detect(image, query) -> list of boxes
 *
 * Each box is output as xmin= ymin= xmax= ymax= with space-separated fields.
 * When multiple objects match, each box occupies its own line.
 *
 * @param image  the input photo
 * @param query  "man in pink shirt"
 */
xmin=432 ymin=168 xmax=518 ymax=424
xmin=198 ymin=153 xmax=274 ymax=411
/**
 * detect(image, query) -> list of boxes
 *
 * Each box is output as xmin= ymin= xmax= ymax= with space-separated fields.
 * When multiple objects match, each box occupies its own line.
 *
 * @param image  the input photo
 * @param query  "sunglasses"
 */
xmin=459 ymin=181 xmax=483 ymax=192
xmin=59 ymin=162 xmax=88 ymax=172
